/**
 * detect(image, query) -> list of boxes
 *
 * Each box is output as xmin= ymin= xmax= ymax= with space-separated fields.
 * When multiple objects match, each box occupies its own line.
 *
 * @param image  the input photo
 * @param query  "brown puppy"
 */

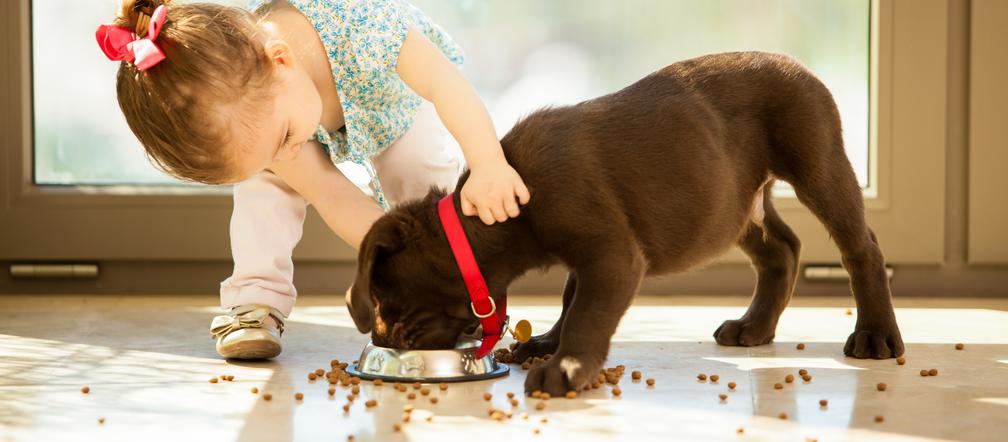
xmin=346 ymin=52 xmax=904 ymax=396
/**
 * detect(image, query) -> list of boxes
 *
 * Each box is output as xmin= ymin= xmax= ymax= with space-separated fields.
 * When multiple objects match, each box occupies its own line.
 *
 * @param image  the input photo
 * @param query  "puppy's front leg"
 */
xmin=524 ymin=253 xmax=645 ymax=396
xmin=510 ymin=272 xmax=576 ymax=361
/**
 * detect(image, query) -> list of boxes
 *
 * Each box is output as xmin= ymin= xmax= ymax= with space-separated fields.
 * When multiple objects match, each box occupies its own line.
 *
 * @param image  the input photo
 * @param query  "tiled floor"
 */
xmin=1 ymin=294 xmax=1006 ymax=442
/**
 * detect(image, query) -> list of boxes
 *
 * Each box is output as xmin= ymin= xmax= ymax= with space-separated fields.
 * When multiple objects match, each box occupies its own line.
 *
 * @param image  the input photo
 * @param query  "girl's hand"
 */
xmin=461 ymin=160 xmax=531 ymax=225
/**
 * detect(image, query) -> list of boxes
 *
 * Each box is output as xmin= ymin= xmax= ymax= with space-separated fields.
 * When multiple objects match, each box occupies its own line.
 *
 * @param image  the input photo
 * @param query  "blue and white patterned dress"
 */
xmin=247 ymin=0 xmax=465 ymax=210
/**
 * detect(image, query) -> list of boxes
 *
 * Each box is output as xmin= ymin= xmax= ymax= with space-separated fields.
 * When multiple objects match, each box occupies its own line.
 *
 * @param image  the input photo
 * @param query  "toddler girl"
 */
xmin=97 ymin=0 xmax=530 ymax=359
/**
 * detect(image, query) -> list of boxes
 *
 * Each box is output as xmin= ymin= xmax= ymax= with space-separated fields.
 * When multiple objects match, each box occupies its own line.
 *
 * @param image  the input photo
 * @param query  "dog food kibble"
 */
xmin=920 ymin=369 xmax=929 ymax=377
xmin=407 ymin=393 xmax=416 ymax=400
xmin=646 ymin=378 xmax=656 ymax=386
xmin=531 ymin=390 xmax=542 ymax=398
xmin=612 ymin=387 xmax=622 ymax=396
xmin=426 ymin=415 xmax=434 ymax=422
xmin=483 ymin=393 xmax=492 ymax=401
xmin=294 ymin=392 xmax=304 ymax=401
xmin=328 ymin=387 xmax=336 ymax=396
xmin=81 ymin=386 xmax=90 ymax=394
xmin=352 ymin=386 xmax=360 ymax=395
xmin=397 ymin=384 xmax=408 ymax=392
xmin=632 ymin=370 xmax=642 ymax=380
xmin=778 ymin=412 xmax=788 ymax=420
xmin=535 ymin=402 xmax=546 ymax=411
xmin=797 ymin=343 xmax=806 ymax=350
xmin=373 ymin=379 xmax=383 ymax=386
xmin=774 ymin=383 xmax=783 ymax=390
xmin=819 ymin=399 xmax=828 ymax=407
xmin=439 ymin=383 xmax=448 ymax=391
xmin=955 ymin=343 xmax=964 ymax=350
xmin=540 ymin=417 xmax=548 ymax=424
xmin=413 ymin=382 xmax=422 ymax=390
xmin=393 ymin=424 xmax=402 ymax=432
xmin=251 ymin=387 xmax=259 ymax=394
xmin=98 ymin=417 xmax=105 ymax=425
xmin=845 ymin=308 xmax=852 ymax=316
xmin=402 ymin=413 xmax=411 ymax=423
xmin=491 ymin=411 xmax=504 ymax=421
xmin=351 ymin=377 xmax=361 ymax=385
xmin=897 ymin=357 xmax=906 ymax=365
xmin=541 ymin=393 xmax=551 ymax=400
xmin=308 ymin=373 xmax=317 ymax=381
xmin=521 ymin=362 xmax=531 ymax=370
xmin=719 ymin=394 xmax=727 ymax=401
xmin=728 ymin=382 xmax=737 ymax=389
xmin=798 ymin=369 xmax=809 ymax=376
xmin=420 ymin=387 xmax=431 ymax=396
xmin=802 ymin=374 xmax=812 ymax=382
xmin=877 ymin=383 xmax=887 ymax=391
xmin=710 ymin=375 xmax=720 ymax=382
xmin=430 ymin=397 xmax=439 ymax=404
xmin=510 ymin=398 xmax=520 ymax=407
xmin=566 ymin=390 xmax=577 ymax=399
xmin=874 ymin=415 xmax=884 ymax=423
xmin=929 ymin=368 xmax=938 ymax=376
xmin=785 ymin=374 xmax=795 ymax=383
xmin=737 ymin=427 xmax=744 ymax=434
xmin=365 ymin=399 xmax=377 ymax=408
xmin=263 ymin=393 xmax=272 ymax=401
xmin=315 ymin=368 xmax=325 ymax=376
xmin=533 ymin=428 xmax=541 ymax=435
xmin=209 ymin=377 xmax=218 ymax=384
xmin=698 ymin=373 xmax=707 ymax=381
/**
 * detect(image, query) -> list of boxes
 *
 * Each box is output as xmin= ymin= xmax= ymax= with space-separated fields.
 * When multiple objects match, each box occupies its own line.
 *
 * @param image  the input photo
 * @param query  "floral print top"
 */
xmin=247 ymin=0 xmax=465 ymax=210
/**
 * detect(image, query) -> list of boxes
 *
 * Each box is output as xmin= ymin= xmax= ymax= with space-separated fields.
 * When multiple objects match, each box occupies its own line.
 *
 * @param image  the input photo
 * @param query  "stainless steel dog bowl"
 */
xmin=345 ymin=337 xmax=509 ymax=382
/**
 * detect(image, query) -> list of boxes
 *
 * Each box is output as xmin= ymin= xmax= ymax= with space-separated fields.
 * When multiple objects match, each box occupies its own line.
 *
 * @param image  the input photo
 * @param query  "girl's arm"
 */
xmin=395 ymin=28 xmax=531 ymax=225
xmin=269 ymin=140 xmax=385 ymax=250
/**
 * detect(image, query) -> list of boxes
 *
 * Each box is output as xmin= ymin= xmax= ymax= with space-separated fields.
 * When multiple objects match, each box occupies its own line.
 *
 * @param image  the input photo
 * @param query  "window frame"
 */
xmin=1 ymin=0 xmax=946 ymax=268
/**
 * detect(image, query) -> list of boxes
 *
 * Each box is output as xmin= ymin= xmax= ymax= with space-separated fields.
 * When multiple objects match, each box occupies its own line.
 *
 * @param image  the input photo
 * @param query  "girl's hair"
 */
xmin=112 ymin=0 xmax=273 ymax=184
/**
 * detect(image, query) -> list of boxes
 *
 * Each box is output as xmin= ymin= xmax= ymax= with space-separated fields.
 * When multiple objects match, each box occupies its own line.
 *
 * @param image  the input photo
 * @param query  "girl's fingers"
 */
xmin=461 ymin=197 xmax=478 ymax=216
xmin=515 ymin=180 xmax=531 ymax=204
xmin=504 ymin=194 xmax=521 ymax=218
xmin=477 ymin=205 xmax=496 ymax=225
xmin=490 ymin=204 xmax=508 ymax=223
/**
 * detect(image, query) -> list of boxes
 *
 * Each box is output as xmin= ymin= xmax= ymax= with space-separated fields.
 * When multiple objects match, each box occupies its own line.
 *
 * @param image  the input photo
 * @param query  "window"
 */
xmin=33 ymin=0 xmax=870 ymax=188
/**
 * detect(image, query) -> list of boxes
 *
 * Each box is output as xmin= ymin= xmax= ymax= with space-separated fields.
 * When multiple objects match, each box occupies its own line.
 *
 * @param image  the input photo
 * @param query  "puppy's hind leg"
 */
xmin=714 ymin=183 xmax=801 ymax=347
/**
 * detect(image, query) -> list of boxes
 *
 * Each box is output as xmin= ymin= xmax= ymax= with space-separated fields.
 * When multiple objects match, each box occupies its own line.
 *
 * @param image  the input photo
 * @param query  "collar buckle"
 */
xmin=470 ymin=297 xmax=497 ymax=319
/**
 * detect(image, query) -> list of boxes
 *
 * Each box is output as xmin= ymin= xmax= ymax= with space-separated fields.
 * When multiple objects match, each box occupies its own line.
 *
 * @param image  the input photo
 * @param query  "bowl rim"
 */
xmin=345 ymin=362 xmax=509 ymax=383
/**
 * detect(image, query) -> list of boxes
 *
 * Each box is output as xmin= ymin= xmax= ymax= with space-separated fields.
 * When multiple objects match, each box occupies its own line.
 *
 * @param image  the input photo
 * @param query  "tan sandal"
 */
xmin=210 ymin=304 xmax=285 ymax=359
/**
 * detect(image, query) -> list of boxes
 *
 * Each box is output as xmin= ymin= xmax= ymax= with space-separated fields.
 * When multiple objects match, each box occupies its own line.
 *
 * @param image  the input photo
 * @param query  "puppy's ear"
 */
xmin=347 ymin=224 xmax=402 ymax=333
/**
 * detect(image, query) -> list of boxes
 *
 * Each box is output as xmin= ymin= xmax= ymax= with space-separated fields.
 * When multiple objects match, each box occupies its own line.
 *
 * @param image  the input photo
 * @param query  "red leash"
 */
xmin=437 ymin=193 xmax=506 ymax=358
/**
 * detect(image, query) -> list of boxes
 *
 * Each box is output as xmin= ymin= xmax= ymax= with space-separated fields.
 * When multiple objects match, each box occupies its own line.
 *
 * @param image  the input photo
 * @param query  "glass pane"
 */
xmin=31 ymin=0 xmax=246 ymax=186
xmin=35 ymin=0 xmax=869 ymax=188
xmin=415 ymin=0 xmax=871 ymax=188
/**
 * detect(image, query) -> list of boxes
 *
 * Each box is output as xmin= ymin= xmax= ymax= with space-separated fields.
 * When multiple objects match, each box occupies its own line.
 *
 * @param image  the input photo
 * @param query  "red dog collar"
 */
xmin=438 ymin=193 xmax=507 ymax=358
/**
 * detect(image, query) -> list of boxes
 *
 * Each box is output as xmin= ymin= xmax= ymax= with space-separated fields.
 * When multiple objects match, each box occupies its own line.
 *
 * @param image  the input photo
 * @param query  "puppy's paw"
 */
xmin=509 ymin=332 xmax=559 ymax=363
xmin=844 ymin=323 xmax=904 ymax=359
xmin=713 ymin=318 xmax=776 ymax=347
xmin=523 ymin=354 xmax=597 ymax=397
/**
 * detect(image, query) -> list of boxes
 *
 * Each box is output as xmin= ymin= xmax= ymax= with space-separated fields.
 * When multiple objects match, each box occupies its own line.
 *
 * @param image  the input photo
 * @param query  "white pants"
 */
xmin=219 ymin=102 xmax=461 ymax=315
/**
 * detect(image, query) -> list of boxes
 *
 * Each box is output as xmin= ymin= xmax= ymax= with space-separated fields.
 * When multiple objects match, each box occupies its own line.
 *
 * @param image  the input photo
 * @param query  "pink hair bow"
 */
xmin=95 ymin=5 xmax=167 ymax=71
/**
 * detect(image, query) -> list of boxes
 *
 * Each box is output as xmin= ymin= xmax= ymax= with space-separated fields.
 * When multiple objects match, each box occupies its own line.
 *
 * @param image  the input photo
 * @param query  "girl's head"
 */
xmin=106 ymin=0 xmax=321 ymax=184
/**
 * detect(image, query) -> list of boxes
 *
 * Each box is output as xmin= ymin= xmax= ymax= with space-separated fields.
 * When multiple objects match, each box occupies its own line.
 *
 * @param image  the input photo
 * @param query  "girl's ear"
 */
xmin=263 ymin=39 xmax=296 ymax=69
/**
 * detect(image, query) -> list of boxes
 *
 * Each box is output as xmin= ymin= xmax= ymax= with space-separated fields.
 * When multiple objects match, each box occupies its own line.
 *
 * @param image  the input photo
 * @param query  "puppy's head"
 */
xmin=346 ymin=190 xmax=482 ymax=350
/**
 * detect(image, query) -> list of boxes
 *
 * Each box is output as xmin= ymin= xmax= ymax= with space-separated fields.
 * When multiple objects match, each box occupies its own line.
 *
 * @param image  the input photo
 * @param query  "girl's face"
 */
xmin=227 ymin=39 xmax=322 ymax=183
